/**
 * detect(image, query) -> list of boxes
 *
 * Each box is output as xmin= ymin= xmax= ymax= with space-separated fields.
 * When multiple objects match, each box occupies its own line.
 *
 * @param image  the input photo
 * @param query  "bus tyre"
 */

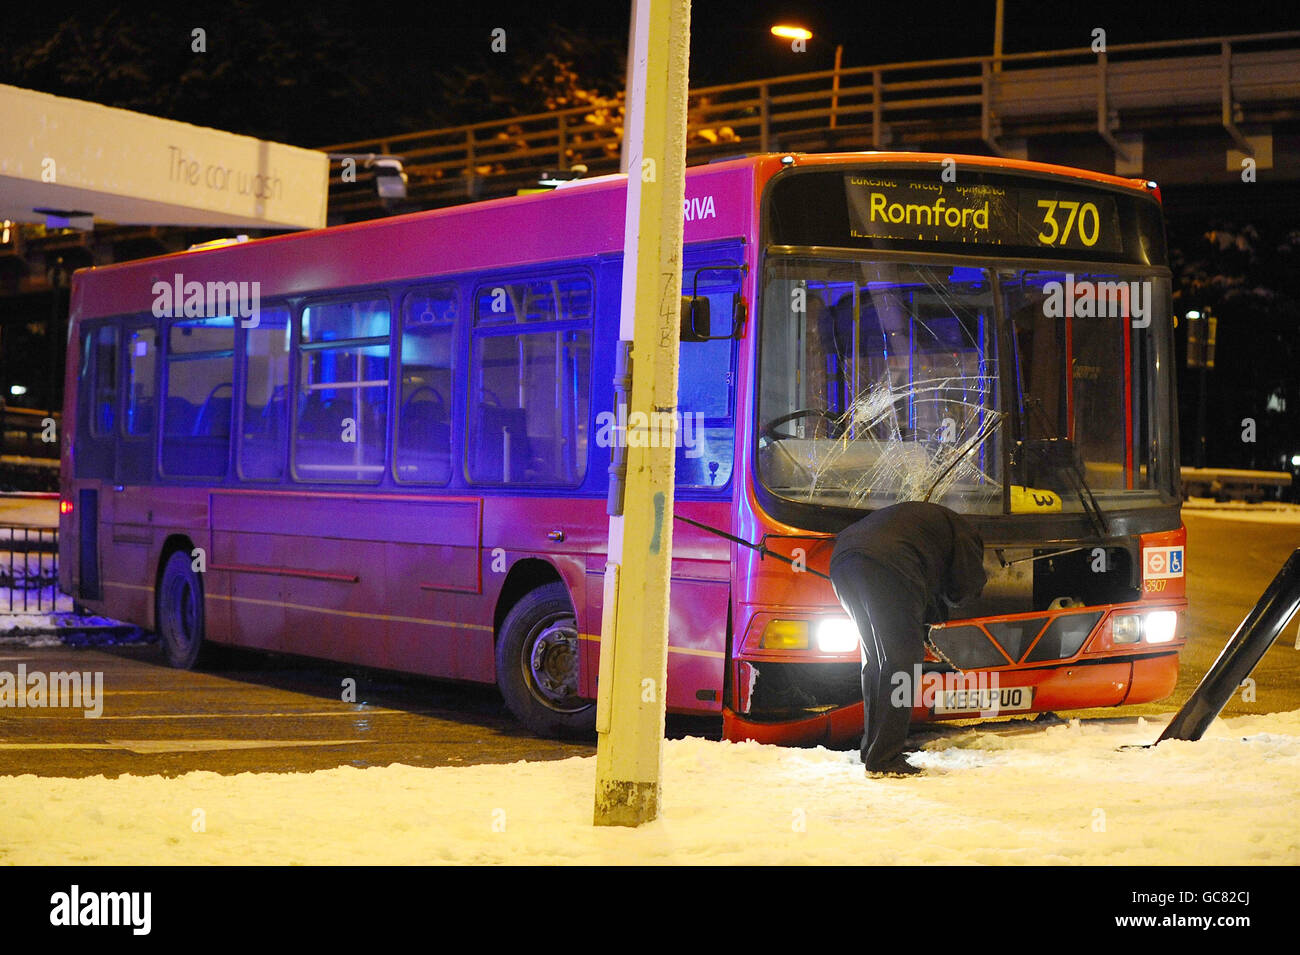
xmin=157 ymin=549 xmax=208 ymax=669
xmin=496 ymin=582 xmax=595 ymax=739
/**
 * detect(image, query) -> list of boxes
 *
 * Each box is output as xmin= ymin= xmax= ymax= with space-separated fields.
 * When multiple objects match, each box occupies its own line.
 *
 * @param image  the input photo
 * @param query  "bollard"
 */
xmin=1157 ymin=549 xmax=1300 ymax=743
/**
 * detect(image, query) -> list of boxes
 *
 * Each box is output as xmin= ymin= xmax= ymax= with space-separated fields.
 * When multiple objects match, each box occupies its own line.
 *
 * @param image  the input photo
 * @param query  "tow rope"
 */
xmin=672 ymin=513 xmax=832 ymax=580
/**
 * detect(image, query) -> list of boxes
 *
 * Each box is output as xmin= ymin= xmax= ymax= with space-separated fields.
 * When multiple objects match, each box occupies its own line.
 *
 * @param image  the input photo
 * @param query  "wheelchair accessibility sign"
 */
xmin=1144 ymin=546 xmax=1185 ymax=580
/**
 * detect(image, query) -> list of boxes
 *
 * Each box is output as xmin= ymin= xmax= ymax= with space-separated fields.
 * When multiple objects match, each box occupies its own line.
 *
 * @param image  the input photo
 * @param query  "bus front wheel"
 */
xmin=156 ymin=549 xmax=207 ymax=669
xmin=496 ymin=582 xmax=595 ymax=739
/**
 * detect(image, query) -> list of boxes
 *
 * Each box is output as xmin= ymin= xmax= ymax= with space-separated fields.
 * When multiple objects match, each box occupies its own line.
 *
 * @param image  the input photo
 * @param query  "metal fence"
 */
xmin=0 ymin=524 xmax=65 ymax=614
xmin=321 ymin=30 xmax=1300 ymax=218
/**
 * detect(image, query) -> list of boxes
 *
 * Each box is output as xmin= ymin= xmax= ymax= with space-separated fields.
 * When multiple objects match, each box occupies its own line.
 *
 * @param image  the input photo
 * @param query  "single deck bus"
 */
xmin=59 ymin=152 xmax=1186 ymax=744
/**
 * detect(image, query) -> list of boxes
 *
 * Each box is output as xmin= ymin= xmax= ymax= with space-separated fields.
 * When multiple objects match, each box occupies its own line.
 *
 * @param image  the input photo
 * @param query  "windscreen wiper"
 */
xmin=923 ymin=410 xmax=1006 ymax=503
xmin=1019 ymin=398 xmax=1108 ymax=538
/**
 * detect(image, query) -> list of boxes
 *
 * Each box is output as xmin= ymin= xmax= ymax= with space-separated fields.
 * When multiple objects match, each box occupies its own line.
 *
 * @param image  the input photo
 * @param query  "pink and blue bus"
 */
xmin=59 ymin=152 xmax=1187 ymax=744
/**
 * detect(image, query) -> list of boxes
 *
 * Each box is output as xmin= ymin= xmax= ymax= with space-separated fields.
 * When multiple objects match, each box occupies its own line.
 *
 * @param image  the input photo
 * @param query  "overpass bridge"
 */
xmin=320 ymin=30 xmax=1300 ymax=221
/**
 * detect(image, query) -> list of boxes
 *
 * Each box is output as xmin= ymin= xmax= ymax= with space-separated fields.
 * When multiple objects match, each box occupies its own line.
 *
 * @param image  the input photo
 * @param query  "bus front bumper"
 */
xmin=722 ymin=651 xmax=1180 ymax=746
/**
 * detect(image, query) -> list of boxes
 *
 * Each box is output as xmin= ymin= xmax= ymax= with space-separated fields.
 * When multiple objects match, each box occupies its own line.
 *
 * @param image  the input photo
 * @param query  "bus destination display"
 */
xmin=844 ymin=175 xmax=1124 ymax=254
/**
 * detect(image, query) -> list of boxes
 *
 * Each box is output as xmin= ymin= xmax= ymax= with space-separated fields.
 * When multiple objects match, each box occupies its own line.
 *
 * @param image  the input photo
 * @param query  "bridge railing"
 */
xmin=1182 ymin=467 xmax=1293 ymax=503
xmin=0 ymin=407 xmax=60 ymax=493
xmin=321 ymin=30 xmax=1300 ymax=218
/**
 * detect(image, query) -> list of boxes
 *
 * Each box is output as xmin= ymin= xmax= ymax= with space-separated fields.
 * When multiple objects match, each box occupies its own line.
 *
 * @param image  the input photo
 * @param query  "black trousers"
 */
xmin=830 ymin=553 xmax=928 ymax=769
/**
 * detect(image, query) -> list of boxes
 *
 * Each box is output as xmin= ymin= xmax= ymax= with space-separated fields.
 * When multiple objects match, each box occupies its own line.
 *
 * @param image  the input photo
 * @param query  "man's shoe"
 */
xmin=864 ymin=754 xmax=925 ymax=777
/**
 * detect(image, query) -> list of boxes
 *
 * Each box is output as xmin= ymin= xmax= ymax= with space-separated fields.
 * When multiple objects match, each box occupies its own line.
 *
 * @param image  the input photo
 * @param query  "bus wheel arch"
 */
xmin=154 ymin=535 xmax=208 ymax=669
xmin=492 ymin=560 xmax=594 ymax=739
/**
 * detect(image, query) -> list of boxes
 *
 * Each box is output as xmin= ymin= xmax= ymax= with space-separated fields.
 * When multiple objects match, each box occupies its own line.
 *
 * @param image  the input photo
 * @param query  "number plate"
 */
xmin=934 ymin=686 xmax=1035 ymax=715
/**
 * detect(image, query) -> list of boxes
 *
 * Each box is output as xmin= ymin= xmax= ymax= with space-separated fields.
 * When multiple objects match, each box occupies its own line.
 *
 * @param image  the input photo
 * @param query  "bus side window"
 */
xmin=395 ymin=286 xmax=457 ymax=485
xmin=676 ymin=272 xmax=737 ymax=489
xmin=294 ymin=298 xmax=391 ymax=483
xmin=161 ymin=315 xmax=235 ymax=478
xmin=90 ymin=325 xmax=118 ymax=438
xmin=124 ymin=324 xmax=156 ymax=437
xmin=115 ymin=320 xmax=159 ymax=484
xmin=74 ymin=323 xmax=119 ymax=481
xmin=239 ymin=306 xmax=292 ymax=481
xmin=468 ymin=275 xmax=591 ymax=486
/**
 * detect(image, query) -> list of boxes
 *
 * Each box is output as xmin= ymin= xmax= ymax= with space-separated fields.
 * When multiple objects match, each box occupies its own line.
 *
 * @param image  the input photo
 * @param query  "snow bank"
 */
xmin=0 ymin=612 xmax=136 ymax=641
xmin=3 ymin=710 xmax=1299 ymax=865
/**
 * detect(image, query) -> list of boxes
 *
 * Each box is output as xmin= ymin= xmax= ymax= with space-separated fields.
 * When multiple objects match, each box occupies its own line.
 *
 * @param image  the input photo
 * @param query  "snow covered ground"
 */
xmin=3 ymin=709 xmax=1298 ymax=865
xmin=2 ymin=496 xmax=1297 ymax=864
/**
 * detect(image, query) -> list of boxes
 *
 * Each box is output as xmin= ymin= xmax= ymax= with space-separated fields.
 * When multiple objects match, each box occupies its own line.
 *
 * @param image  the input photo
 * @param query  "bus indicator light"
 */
xmin=761 ymin=620 xmax=810 ymax=650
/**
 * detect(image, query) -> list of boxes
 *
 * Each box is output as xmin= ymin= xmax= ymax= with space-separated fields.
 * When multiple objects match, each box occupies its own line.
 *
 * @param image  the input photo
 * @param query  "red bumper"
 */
xmin=723 ymin=652 xmax=1180 ymax=746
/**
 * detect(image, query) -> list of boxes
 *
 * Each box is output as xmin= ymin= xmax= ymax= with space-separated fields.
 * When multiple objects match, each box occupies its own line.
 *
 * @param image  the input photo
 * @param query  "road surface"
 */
xmin=0 ymin=510 xmax=1295 ymax=777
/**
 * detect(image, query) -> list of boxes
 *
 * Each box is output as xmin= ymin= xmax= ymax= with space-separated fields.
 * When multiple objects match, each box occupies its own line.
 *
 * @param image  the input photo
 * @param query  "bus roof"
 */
xmin=69 ymin=152 xmax=1156 ymax=322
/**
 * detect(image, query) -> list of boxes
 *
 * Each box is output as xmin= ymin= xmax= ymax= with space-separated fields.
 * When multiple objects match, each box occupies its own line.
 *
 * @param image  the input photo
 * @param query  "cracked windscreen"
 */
xmin=758 ymin=258 xmax=1005 ymax=514
xmin=757 ymin=258 xmax=1178 ymax=518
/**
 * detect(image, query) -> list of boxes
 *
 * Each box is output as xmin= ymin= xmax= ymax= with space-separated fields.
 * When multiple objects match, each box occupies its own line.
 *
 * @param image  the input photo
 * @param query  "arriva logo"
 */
xmin=683 ymin=195 xmax=716 ymax=222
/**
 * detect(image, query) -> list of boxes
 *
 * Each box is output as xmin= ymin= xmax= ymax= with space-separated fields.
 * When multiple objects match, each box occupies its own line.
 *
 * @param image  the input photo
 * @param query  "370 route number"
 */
xmin=1037 ymin=200 xmax=1101 ymax=247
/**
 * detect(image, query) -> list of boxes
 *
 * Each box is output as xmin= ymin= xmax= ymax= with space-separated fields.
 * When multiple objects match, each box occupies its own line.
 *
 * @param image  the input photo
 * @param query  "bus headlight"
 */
xmin=761 ymin=620 xmax=809 ymax=650
xmin=1145 ymin=610 xmax=1177 ymax=644
xmin=815 ymin=617 xmax=860 ymax=653
xmin=1113 ymin=611 xmax=1177 ymax=644
xmin=1112 ymin=614 xmax=1142 ymax=644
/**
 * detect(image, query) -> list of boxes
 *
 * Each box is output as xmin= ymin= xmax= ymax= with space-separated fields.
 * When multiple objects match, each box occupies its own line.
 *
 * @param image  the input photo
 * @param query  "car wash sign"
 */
xmin=0 ymin=83 xmax=328 ymax=230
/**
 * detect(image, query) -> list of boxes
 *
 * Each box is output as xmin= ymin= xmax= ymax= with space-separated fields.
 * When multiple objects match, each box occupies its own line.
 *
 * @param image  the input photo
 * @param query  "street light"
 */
xmin=769 ymin=25 xmax=844 ymax=129
xmin=770 ymin=24 xmax=812 ymax=42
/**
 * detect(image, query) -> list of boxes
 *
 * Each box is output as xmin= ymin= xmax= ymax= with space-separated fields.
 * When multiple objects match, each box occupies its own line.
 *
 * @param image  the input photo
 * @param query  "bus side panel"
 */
xmin=103 ymin=486 xmax=212 ymax=631
xmin=481 ymin=496 xmax=604 ymax=683
xmin=582 ymin=500 xmax=731 ymax=714
xmin=211 ymin=492 xmax=486 ymax=679
xmin=664 ymin=575 xmax=729 ymax=713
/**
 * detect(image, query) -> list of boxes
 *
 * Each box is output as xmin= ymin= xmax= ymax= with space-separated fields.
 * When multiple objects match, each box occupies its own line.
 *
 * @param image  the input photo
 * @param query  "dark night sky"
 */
xmin=7 ymin=1 xmax=1300 ymax=144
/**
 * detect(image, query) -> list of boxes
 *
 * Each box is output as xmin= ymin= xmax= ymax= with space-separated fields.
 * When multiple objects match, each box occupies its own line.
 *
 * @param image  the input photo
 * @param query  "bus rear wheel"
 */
xmin=496 ymin=582 xmax=595 ymax=739
xmin=156 ymin=549 xmax=208 ymax=669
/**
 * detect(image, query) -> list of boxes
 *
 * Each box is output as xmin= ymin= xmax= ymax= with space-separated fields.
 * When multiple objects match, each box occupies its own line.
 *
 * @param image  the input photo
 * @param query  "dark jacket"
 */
xmin=828 ymin=502 xmax=987 ymax=623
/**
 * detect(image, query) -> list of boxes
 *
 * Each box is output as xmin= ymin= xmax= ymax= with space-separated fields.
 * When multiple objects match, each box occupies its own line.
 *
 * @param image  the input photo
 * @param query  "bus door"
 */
xmin=584 ymin=243 xmax=741 ymax=712
xmin=108 ymin=318 xmax=161 ymax=624
xmin=72 ymin=322 xmax=119 ymax=604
